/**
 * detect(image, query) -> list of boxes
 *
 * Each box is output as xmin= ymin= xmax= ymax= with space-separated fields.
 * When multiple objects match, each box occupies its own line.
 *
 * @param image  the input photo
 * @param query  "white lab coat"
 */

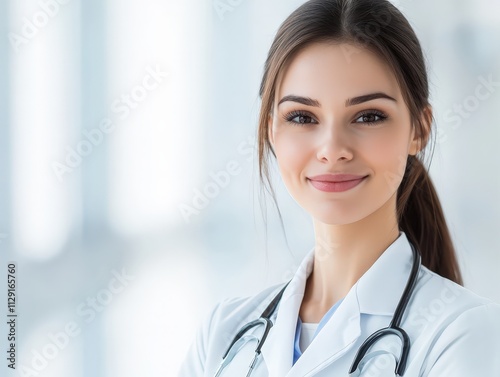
xmin=178 ymin=231 xmax=500 ymax=376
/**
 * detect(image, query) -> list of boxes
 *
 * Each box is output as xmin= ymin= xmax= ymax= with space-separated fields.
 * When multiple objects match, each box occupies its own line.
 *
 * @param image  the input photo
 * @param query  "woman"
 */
xmin=179 ymin=0 xmax=500 ymax=375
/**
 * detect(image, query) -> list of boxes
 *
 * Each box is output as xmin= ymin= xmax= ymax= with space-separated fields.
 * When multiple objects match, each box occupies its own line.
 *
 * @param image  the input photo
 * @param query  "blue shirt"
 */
xmin=292 ymin=299 xmax=344 ymax=365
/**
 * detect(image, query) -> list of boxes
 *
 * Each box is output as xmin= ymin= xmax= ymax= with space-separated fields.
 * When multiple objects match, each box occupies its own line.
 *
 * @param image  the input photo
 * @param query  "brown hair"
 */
xmin=256 ymin=0 xmax=463 ymax=285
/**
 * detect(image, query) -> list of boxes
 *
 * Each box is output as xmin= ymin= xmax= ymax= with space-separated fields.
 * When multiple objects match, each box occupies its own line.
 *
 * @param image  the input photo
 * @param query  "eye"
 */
xmin=282 ymin=109 xmax=388 ymax=127
xmin=283 ymin=110 xmax=317 ymax=126
xmin=353 ymin=110 xmax=388 ymax=126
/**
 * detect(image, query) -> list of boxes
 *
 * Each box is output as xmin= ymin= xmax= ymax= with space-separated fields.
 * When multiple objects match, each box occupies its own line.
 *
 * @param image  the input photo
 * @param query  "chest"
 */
xmin=205 ymin=319 xmax=427 ymax=377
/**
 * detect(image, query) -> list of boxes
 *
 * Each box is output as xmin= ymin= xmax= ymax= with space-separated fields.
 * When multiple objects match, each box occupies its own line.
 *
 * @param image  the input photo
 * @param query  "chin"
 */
xmin=311 ymin=208 xmax=367 ymax=226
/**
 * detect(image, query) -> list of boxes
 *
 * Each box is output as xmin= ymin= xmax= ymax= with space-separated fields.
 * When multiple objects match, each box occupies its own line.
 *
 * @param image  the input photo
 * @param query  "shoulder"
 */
xmin=406 ymin=265 xmax=500 ymax=341
xmin=210 ymin=282 xmax=287 ymax=328
xmin=199 ymin=281 xmax=288 ymax=355
xmin=400 ymin=266 xmax=500 ymax=374
xmin=177 ymin=282 xmax=286 ymax=376
xmin=409 ymin=267 xmax=500 ymax=341
xmin=417 ymin=266 xmax=497 ymax=310
xmin=412 ymin=267 xmax=500 ymax=374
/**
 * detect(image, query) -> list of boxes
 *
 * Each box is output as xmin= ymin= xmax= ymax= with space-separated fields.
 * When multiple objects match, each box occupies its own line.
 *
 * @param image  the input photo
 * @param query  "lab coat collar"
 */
xmin=260 ymin=231 xmax=414 ymax=376
xmin=356 ymin=231 xmax=414 ymax=315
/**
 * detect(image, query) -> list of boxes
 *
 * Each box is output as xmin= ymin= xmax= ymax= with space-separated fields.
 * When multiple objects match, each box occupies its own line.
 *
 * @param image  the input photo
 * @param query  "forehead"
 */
xmin=275 ymin=42 xmax=402 ymax=105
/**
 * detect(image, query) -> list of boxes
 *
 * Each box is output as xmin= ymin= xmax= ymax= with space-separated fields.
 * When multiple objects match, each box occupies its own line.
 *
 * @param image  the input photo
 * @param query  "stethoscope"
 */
xmin=213 ymin=242 xmax=422 ymax=377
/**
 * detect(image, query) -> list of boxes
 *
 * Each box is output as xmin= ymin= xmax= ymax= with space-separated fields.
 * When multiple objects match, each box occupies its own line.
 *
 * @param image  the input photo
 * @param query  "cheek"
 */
xmin=364 ymin=135 xmax=409 ymax=189
xmin=273 ymin=132 xmax=312 ymax=176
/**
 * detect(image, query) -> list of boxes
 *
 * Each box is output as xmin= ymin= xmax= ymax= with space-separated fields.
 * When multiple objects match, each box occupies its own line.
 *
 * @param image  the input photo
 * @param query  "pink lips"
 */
xmin=307 ymin=174 xmax=368 ymax=193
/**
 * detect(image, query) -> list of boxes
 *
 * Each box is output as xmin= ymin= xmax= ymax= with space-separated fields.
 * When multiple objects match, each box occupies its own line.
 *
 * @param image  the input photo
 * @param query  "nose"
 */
xmin=316 ymin=123 xmax=354 ymax=162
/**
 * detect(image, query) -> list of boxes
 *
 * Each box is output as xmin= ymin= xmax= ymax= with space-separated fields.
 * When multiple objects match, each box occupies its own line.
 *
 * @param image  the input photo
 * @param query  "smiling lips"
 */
xmin=307 ymin=174 xmax=368 ymax=192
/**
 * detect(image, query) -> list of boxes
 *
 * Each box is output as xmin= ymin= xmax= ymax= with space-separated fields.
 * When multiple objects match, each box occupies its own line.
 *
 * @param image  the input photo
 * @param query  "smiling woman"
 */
xmin=179 ymin=0 xmax=500 ymax=376
xmin=268 ymin=43 xmax=422 ymax=254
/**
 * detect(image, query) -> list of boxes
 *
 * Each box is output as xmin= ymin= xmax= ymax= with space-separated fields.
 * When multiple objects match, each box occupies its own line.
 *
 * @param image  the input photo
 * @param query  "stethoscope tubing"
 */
xmin=349 ymin=242 xmax=421 ymax=375
xmin=215 ymin=242 xmax=422 ymax=377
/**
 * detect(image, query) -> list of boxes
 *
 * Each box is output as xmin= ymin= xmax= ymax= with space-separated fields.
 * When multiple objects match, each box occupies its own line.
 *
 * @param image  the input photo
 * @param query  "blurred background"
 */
xmin=0 ymin=0 xmax=499 ymax=375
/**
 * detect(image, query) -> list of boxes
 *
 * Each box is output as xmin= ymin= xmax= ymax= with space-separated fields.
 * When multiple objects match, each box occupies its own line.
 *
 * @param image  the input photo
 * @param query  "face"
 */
xmin=268 ymin=42 xmax=423 ymax=225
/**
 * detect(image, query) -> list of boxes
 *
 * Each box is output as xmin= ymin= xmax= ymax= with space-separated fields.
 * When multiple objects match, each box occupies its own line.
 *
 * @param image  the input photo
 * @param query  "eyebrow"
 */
xmin=277 ymin=92 xmax=397 ymax=108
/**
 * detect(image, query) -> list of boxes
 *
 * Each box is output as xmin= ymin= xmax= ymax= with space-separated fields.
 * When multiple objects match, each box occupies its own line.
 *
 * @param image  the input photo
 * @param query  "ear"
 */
xmin=409 ymin=105 xmax=432 ymax=156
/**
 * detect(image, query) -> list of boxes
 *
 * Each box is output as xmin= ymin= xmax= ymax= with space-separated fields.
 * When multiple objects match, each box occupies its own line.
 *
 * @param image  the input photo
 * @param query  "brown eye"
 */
xmin=353 ymin=110 xmax=388 ymax=126
xmin=283 ymin=110 xmax=317 ymax=126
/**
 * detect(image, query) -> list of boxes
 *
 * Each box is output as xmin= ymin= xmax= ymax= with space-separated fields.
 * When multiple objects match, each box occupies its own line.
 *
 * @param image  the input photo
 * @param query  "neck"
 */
xmin=299 ymin=195 xmax=400 ymax=323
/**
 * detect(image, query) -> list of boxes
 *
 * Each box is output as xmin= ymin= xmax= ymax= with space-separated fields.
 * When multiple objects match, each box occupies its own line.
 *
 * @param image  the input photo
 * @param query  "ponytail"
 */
xmin=397 ymin=155 xmax=463 ymax=285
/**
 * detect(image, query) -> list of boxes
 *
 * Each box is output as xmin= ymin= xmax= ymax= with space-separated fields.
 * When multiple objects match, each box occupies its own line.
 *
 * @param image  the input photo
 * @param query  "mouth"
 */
xmin=307 ymin=175 xmax=368 ymax=193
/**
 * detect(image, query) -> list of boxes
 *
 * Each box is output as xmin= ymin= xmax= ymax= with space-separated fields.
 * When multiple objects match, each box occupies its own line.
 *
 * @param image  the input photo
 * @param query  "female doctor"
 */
xmin=179 ymin=0 xmax=500 ymax=375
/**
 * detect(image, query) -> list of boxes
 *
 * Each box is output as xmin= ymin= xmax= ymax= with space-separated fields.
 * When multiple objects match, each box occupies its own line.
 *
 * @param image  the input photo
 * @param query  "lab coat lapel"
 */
xmin=260 ymin=231 xmax=415 ymax=376
xmin=289 ymin=231 xmax=414 ymax=376
xmin=260 ymin=247 xmax=314 ymax=377
xmin=289 ymin=289 xmax=361 ymax=376
xmin=356 ymin=231 xmax=414 ymax=316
